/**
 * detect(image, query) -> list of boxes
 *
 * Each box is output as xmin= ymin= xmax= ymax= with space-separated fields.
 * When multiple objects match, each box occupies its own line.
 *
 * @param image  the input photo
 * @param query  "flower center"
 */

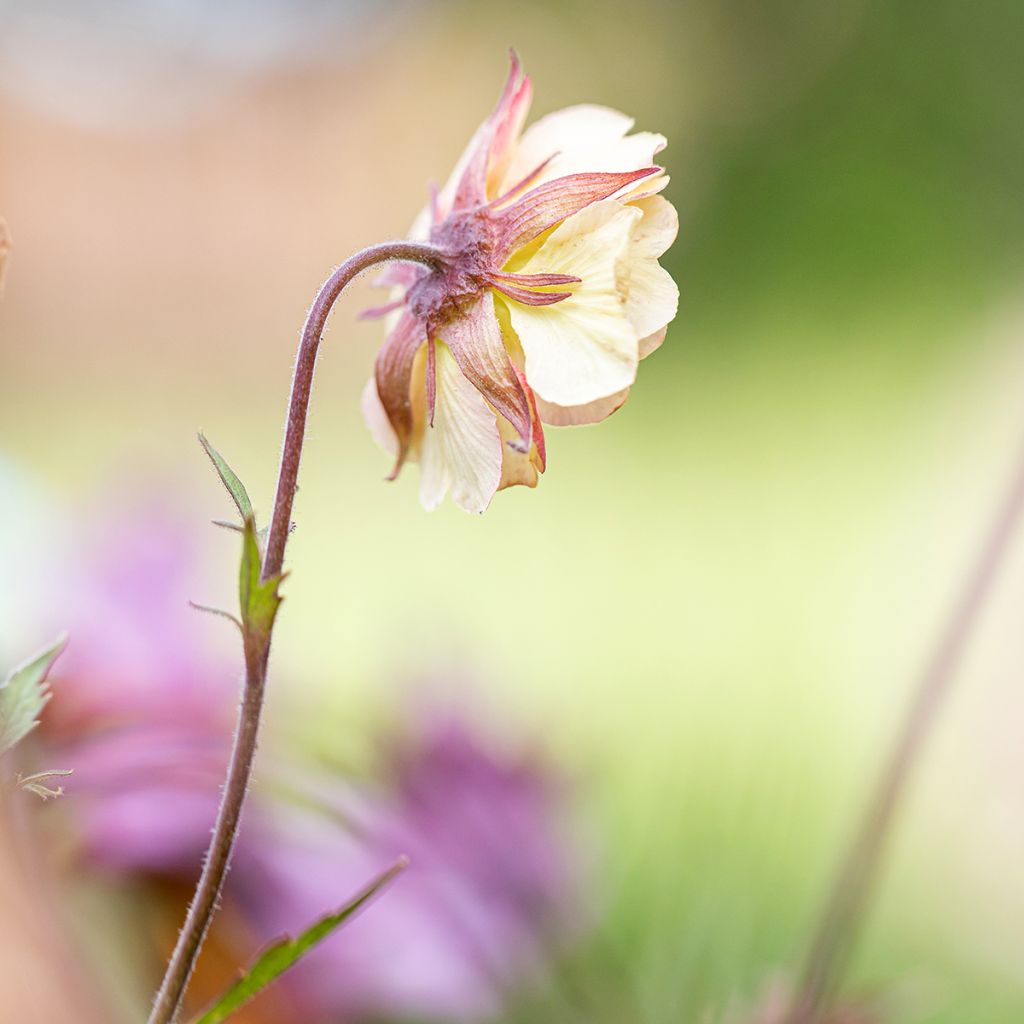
xmin=406 ymin=208 xmax=500 ymax=328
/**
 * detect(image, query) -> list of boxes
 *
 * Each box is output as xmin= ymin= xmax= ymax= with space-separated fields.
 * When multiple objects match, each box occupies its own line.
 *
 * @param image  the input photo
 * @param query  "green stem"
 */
xmin=790 ymin=430 xmax=1024 ymax=1022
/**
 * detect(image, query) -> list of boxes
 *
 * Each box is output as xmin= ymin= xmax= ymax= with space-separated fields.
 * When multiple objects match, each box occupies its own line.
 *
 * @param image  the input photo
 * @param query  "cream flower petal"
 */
xmin=498 ymin=104 xmax=666 ymax=198
xmin=623 ymin=195 xmax=679 ymax=341
xmin=361 ymin=376 xmax=399 ymax=458
xmin=503 ymin=199 xmax=641 ymax=407
xmin=497 ymin=413 xmax=543 ymax=490
xmin=497 ymin=364 xmax=546 ymax=491
xmin=419 ymin=343 xmax=503 ymax=513
xmin=639 ymin=326 xmax=667 ymax=359
xmin=535 ymin=388 xmax=630 ymax=426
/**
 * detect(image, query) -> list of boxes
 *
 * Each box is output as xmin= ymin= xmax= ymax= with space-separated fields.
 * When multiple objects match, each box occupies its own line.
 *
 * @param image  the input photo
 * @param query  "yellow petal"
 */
xmin=499 ymin=105 xmax=666 ymax=198
xmin=497 ymin=412 xmax=544 ymax=491
xmin=503 ymin=199 xmax=641 ymax=407
xmin=419 ymin=343 xmax=503 ymax=513
xmin=623 ymin=195 xmax=679 ymax=342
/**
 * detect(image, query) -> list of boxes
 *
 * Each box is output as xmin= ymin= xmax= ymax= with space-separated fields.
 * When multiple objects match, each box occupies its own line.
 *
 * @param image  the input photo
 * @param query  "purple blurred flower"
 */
xmin=37 ymin=485 xmax=586 ymax=1021
xmin=245 ymin=710 xmax=583 ymax=1022
xmin=40 ymin=492 xmax=238 ymax=874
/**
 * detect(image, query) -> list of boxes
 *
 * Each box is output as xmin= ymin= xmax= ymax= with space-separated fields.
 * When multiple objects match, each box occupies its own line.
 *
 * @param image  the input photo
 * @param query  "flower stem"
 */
xmin=147 ymin=239 xmax=447 ymax=1024
xmin=789 ymin=428 xmax=1024 ymax=1023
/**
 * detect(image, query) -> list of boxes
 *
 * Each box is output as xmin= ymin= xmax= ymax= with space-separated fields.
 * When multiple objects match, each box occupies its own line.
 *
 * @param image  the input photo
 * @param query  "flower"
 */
xmin=38 ymin=493 xmax=239 ymax=874
xmin=30 ymin=492 xmax=585 ymax=1021
xmin=244 ymin=706 xmax=585 ymax=1022
xmin=362 ymin=53 xmax=678 ymax=512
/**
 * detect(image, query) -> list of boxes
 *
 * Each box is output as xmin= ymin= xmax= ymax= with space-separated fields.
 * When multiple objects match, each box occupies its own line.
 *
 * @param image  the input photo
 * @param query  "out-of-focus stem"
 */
xmin=147 ymin=239 xmax=447 ymax=1024
xmin=790 ymin=430 xmax=1024 ymax=1023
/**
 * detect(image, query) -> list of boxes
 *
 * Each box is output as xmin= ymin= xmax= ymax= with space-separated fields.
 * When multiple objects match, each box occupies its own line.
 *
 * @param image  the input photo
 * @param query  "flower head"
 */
xmin=363 ymin=53 xmax=679 ymax=512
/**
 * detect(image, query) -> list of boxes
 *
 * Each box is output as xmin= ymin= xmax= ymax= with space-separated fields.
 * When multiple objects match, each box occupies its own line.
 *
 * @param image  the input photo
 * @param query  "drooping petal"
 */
xmin=622 ymin=195 xmax=679 ymax=341
xmin=496 ymin=369 xmax=546 ymax=491
xmin=373 ymin=312 xmax=426 ymax=476
xmin=498 ymin=105 xmax=667 ymax=198
xmin=437 ymin=293 xmax=532 ymax=451
xmin=502 ymin=199 xmax=642 ymax=407
xmin=495 ymin=168 xmax=659 ymax=258
xmin=516 ymin=364 xmax=546 ymax=473
xmin=496 ymin=364 xmax=547 ymax=491
xmin=534 ymin=388 xmax=630 ymax=427
xmin=497 ymin=417 xmax=544 ymax=491
xmin=419 ymin=343 xmax=503 ymax=513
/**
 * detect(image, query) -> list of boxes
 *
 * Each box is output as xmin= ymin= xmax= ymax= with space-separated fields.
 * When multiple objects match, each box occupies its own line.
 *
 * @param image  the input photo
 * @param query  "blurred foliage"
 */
xmin=2 ymin=0 xmax=1023 ymax=1022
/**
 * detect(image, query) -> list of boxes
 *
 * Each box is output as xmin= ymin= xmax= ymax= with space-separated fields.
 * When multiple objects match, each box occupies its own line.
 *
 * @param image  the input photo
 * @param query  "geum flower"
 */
xmin=363 ymin=53 xmax=679 ymax=512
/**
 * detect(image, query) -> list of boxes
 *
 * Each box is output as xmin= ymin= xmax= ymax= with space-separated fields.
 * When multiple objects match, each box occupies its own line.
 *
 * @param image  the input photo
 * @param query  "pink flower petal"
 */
xmin=496 ymin=167 xmax=660 ymax=256
xmin=373 ymin=311 xmax=426 ymax=478
xmin=437 ymin=294 xmax=532 ymax=452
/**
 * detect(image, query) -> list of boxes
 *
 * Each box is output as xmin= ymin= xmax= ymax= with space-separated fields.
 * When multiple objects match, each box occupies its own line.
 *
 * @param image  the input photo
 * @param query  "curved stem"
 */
xmin=147 ymin=239 xmax=447 ymax=1024
xmin=789 ymin=427 xmax=1024 ymax=1023
xmin=262 ymin=240 xmax=447 ymax=581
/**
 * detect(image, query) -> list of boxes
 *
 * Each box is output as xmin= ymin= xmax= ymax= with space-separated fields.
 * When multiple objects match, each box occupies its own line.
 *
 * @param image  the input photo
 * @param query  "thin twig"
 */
xmin=147 ymin=239 xmax=446 ymax=1024
xmin=789 ymin=425 xmax=1024 ymax=1023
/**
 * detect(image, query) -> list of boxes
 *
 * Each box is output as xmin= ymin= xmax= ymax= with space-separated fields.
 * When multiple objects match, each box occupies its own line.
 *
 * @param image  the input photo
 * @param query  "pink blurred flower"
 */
xmin=245 ymin=709 xmax=583 ymax=1022
xmin=40 ymin=494 xmax=238 ymax=874
xmin=35 ymin=486 xmax=584 ymax=1020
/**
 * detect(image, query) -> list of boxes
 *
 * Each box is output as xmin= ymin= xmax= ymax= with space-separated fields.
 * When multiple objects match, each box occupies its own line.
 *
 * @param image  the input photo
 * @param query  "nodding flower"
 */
xmin=363 ymin=52 xmax=679 ymax=512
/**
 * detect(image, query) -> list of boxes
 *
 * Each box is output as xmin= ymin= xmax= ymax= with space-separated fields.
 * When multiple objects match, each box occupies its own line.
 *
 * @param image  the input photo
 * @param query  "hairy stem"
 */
xmin=147 ymin=239 xmax=447 ymax=1024
xmin=790 ymin=430 xmax=1024 ymax=1023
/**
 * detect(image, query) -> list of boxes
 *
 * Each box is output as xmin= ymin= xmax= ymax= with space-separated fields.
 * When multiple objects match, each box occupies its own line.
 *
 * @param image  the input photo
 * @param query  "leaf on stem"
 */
xmin=0 ymin=636 xmax=66 ymax=756
xmin=199 ymin=433 xmax=254 ymax=523
xmin=190 ymin=857 xmax=408 ymax=1024
xmin=238 ymin=515 xmax=283 ymax=642
xmin=188 ymin=601 xmax=243 ymax=633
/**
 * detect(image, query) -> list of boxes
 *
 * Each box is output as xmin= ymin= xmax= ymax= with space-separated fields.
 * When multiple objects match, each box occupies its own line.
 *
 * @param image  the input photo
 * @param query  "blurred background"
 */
xmin=2 ymin=0 xmax=1024 ymax=1021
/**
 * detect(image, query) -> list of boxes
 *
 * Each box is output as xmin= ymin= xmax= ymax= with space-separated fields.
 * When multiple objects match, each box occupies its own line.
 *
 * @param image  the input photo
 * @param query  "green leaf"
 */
xmin=188 ymin=601 xmax=243 ymax=633
xmin=0 ymin=636 xmax=66 ymax=756
xmin=191 ymin=857 xmax=408 ymax=1024
xmin=199 ymin=433 xmax=254 ymax=523
xmin=238 ymin=516 xmax=283 ymax=641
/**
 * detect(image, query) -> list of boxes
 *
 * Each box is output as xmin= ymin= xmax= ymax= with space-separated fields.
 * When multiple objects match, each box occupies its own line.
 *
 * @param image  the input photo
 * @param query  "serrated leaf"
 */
xmin=199 ymin=433 xmax=254 ymax=523
xmin=191 ymin=857 xmax=408 ymax=1024
xmin=0 ymin=636 xmax=66 ymax=756
xmin=238 ymin=516 xmax=282 ymax=641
